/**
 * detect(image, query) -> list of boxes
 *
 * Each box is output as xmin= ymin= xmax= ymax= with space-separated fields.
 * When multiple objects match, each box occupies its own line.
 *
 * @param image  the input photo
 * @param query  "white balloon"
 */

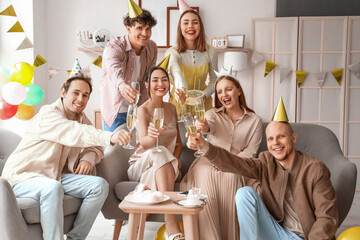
xmin=2 ymin=81 xmax=26 ymax=105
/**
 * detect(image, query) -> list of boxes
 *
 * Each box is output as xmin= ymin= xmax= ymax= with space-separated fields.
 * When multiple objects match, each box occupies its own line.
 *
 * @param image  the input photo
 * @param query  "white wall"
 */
xmin=43 ymin=0 xmax=276 ymax=124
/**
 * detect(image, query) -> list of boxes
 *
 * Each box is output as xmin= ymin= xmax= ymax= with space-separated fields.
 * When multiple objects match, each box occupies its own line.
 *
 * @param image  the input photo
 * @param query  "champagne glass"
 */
xmin=195 ymin=98 xmax=208 ymax=141
xmin=123 ymin=104 xmax=137 ymax=149
xmin=152 ymin=108 xmax=164 ymax=152
xmin=131 ymin=81 xmax=140 ymax=105
xmin=183 ymin=112 xmax=204 ymax=157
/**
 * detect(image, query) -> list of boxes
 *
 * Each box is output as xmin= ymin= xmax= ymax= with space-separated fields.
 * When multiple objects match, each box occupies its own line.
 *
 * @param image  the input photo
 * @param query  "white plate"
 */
xmin=124 ymin=194 xmax=170 ymax=205
xmin=93 ymin=28 xmax=111 ymax=48
xmin=178 ymin=193 xmax=208 ymax=200
xmin=177 ymin=200 xmax=205 ymax=208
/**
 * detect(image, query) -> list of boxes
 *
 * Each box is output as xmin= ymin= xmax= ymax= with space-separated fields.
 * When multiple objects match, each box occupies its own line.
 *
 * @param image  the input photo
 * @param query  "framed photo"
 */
xmin=226 ymin=34 xmax=245 ymax=48
xmin=139 ymin=0 xmax=178 ymax=47
xmin=167 ymin=7 xmax=200 ymax=47
xmin=210 ymin=37 xmax=228 ymax=49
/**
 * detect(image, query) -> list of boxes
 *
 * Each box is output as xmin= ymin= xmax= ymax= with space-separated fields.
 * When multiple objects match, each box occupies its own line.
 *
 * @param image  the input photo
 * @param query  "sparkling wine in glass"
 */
xmin=131 ymin=81 xmax=140 ymax=105
xmin=195 ymin=98 xmax=208 ymax=141
xmin=183 ymin=112 xmax=204 ymax=157
xmin=152 ymin=107 xmax=164 ymax=152
xmin=123 ymin=104 xmax=137 ymax=149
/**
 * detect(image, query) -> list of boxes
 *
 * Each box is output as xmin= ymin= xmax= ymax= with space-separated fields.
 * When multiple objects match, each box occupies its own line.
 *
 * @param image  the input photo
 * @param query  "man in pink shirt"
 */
xmin=101 ymin=4 xmax=158 ymax=131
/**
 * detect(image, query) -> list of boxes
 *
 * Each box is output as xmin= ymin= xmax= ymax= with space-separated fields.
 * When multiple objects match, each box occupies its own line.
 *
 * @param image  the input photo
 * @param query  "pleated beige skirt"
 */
xmin=128 ymin=146 xmax=180 ymax=191
xmin=181 ymin=157 xmax=260 ymax=240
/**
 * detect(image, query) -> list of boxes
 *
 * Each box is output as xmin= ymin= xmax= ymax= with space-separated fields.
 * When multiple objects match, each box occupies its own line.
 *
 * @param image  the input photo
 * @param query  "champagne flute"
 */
xmin=177 ymin=88 xmax=186 ymax=122
xmin=183 ymin=112 xmax=204 ymax=157
xmin=123 ymin=104 xmax=137 ymax=149
xmin=131 ymin=81 xmax=140 ymax=105
xmin=152 ymin=108 xmax=164 ymax=152
xmin=195 ymin=98 xmax=208 ymax=141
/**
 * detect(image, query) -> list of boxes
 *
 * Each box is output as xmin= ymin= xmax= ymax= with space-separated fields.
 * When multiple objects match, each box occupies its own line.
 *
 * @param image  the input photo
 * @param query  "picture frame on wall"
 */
xmin=210 ymin=37 xmax=228 ymax=49
xmin=227 ymin=34 xmax=245 ymax=48
xmin=167 ymin=7 xmax=200 ymax=47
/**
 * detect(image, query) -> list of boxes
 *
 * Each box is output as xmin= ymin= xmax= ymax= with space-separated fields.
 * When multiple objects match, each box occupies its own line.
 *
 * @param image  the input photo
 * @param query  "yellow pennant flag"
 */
xmin=33 ymin=55 xmax=47 ymax=68
xmin=264 ymin=61 xmax=277 ymax=77
xmin=0 ymin=5 xmax=16 ymax=16
xmin=296 ymin=71 xmax=307 ymax=87
xmin=331 ymin=68 xmax=343 ymax=85
xmin=92 ymin=56 xmax=102 ymax=68
xmin=7 ymin=21 xmax=24 ymax=32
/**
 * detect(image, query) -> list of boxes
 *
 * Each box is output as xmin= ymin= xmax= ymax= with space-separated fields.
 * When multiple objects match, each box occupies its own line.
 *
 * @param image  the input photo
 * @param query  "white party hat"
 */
xmin=178 ymin=0 xmax=192 ymax=14
xmin=70 ymin=59 xmax=83 ymax=78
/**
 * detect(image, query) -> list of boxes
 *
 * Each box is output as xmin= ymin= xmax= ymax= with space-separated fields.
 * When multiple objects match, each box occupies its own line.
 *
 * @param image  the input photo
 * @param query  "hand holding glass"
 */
xmin=123 ymin=104 xmax=137 ymax=149
xmin=195 ymin=98 xmax=208 ymax=141
xmin=184 ymin=112 xmax=204 ymax=157
xmin=152 ymin=108 xmax=164 ymax=152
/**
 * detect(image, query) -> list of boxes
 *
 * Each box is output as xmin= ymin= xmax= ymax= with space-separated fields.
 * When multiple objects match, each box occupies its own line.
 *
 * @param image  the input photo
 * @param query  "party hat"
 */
xmin=157 ymin=54 xmax=170 ymax=72
xmin=178 ymin=0 xmax=192 ymax=14
xmin=214 ymin=66 xmax=233 ymax=79
xmin=128 ymin=0 xmax=143 ymax=18
xmin=272 ymin=97 xmax=289 ymax=122
xmin=70 ymin=59 xmax=83 ymax=77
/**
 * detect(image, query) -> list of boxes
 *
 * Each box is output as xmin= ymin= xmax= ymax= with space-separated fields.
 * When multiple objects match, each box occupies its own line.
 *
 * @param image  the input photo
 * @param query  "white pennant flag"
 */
xmin=82 ymin=65 xmax=91 ymax=78
xmin=249 ymin=51 xmax=264 ymax=68
xmin=349 ymin=62 xmax=360 ymax=80
xmin=279 ymin=67 xmax=291 ymax=84
xmin=315 ymin=72 xmax=327 ymax=87
xmin=16 ymin=37 xmax=33 ymax=50
xmin=48 ymin=65 xmax=59 ymax=80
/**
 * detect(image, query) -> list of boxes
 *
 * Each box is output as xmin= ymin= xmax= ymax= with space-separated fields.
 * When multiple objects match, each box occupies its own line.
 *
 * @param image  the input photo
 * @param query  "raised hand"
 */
xmin=110 ymin=129 xmax=133 ymax=146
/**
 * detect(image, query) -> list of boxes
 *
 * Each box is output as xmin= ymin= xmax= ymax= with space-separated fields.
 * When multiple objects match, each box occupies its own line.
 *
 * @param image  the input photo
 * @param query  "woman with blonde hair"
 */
xmin=181 ymin=69 xmax=262 ymax=240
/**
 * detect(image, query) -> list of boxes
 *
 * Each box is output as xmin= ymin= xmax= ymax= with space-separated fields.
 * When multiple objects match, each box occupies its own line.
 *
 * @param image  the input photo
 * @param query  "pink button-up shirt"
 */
xmin=101 ymin=35 xmax=157 ymax=127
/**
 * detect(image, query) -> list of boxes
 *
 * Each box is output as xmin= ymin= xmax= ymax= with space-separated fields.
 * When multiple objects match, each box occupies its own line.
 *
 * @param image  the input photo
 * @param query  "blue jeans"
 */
xmin=235 ymin=186 xmax=302 ymax=240
xmin=13 ymin=174 xmax=109 ymax=240
xmin=103 ymin=112 xmax=127 ymax=132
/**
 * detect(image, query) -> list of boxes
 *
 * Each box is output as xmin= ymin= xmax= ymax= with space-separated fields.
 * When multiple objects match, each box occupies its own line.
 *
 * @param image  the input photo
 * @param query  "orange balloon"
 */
xmin=337 ymin=226 xmax=360 ymax=240
xmin=15 ymin=104 xmax=35 ymax=120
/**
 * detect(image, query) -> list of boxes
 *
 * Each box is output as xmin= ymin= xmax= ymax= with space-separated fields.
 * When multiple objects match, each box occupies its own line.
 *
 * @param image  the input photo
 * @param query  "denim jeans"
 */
xmin=13 ymin=174 xmax=109 ymax=240
xmin=103 ymin=112 xmax=127 ymax=132
xmin=235 ymin=186 xmax=302 ymax=240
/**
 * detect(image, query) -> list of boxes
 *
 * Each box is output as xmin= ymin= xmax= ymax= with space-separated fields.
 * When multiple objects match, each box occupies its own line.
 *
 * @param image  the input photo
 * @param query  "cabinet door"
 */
xmin=297 ymin=16 xmax=348 ymax=150
xmin=345 ymin=16 xmax=360 ymax=189
xmin=251 ymin=18 xmax=298 ymax=121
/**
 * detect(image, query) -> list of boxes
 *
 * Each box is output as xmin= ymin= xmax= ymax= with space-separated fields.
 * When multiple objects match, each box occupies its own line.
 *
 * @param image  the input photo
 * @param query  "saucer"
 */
xmin=176 ymin=199 xmax=205 ymax=208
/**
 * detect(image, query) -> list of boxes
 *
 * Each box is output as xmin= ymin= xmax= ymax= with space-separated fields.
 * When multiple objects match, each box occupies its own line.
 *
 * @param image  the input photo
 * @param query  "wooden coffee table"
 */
xmin=119 ymin=191 xmax=204 ymax=240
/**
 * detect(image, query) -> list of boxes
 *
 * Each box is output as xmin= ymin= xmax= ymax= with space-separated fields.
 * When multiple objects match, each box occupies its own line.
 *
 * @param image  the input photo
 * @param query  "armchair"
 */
xmin=0 ymin=128 xmax=83 ymax=240
xmin=97 ymin=122 xmax=357 ymax=239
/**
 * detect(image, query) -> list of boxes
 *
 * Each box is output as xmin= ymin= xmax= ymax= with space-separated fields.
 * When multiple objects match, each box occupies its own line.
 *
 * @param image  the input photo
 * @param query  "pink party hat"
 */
xmin=178 ymin=0 xmax=192 ymax=14
xmin=70 ymin=59 xmax=83 ymax=77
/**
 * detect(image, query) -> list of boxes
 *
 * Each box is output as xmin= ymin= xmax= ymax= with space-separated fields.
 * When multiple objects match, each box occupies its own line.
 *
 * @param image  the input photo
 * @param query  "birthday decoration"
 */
xmin=128 ymin=0 xmax=143 ymax=18
xmin=0 ymin=96 xmax=18 ymax=120
xmin=279 ymin=67 xmax=292 ymax=84
xmin=10 ymin=62 xmax=34 ymax=85
xmin=92 ymin=56 xmax=102 ymax=68
xmin=23 ymin=84 xmax=44 ymax=106
xmin=249 ymin=51 xmax=265 ymax=68
xmin=349 ymin=62 xmax=360 ymax=79
xmin=2 ymin=81 xmax=26 ymax=105
xmin=296 ymin=71 xmax=307 ymax=87
xmin=33 ymin=55 xmax=47 ymax=68
xmin=331 ymin=68 xmax=343 ymax=85
xmin=7 ymin=21 xmax=24 ymax=32
xmin=315 ymin=72 xmax=327 ymax=87
xmin=337 ymin=226 xmax=360 ymax=240
xmin=157 ymin=54 xmax=170 ymax=72
xmin=272 ymin=97 xmax=289 ymax=122
xmin=70 ymin=59 xmax=83 ymax=77
xmin=15 ymin=104 xmax=35 ymax=120
xmin=178 ymin=0 xmax=192 ymax=14
xmin=16 ymin=37 xmax=33 ymax=50
xmin=264 ymin=61 xmax=277 ymax=77
xmin=0 ymin=5 xmax=16 ymax=16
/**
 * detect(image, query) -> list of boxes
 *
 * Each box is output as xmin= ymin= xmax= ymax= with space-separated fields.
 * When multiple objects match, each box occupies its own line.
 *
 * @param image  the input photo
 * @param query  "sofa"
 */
xmin=97 ymin=122 xmax=357 ymax=239
xmin=0 ymin=128 xmax=83 ymax=240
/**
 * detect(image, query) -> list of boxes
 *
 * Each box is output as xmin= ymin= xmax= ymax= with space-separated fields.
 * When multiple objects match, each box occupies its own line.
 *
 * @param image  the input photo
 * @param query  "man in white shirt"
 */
xmin=2 ymin=75 xmax=132 ymax=240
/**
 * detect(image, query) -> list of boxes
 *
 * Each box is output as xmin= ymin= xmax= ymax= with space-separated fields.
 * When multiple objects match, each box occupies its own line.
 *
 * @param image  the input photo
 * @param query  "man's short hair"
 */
xmin=123 ymin=9 xmax=157 ymax=28
xmin=268 ymin=121 xmax=294 ymax=135
xmin=61 ymin=75 xmax=93 ymax=95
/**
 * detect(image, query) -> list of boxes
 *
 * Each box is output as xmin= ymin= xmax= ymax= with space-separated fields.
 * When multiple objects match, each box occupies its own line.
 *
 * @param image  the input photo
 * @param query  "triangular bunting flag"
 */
xmin=348 ymin=62 xmax=360 ymax=80
xmin=331 ymin=68 xmax=343 ymax=85
xmin=48 ymin=66 xmax=59 ymax=80
xmin=7 ymin=21 xmax=24 ymax=32
xmin=279 ymin=67 xmax=291 ymax=84
xmin=315 ymin=72 xmax=327 ymax=87
xmin=83 ymin=65 xmax=91 ymax=78
xmin=296 ymin=71 xmax=307 ymax=87
xmin=33 ymin=55 xmax=47 ymax=68
xmin=16 ymin=37 xmax=33 ymax=50
xmin=264 ymin=61 xmax=277 ymax=77
xmin=0 ymin=5 xmax=16 ymax=16
xmin=92 ymin=56 xmax=102 ymax=68
xmin=249 ymin=51 xmax=264 ymax=68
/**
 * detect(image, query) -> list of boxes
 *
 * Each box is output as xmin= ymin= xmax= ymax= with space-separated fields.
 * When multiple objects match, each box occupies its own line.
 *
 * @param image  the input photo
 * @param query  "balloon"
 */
xmin=337 ymin=226 xmax=360 ymax=240
xmin=2 ymin=81 xmax=27 ymax=105
xmin=10 ymin=62 xmax=33 ymax=85
xmin=0 ymin=73 xmax=11 ymax=94
xmin=23 ymin=84 xmax=44 ymax=106
xmin=0 ymin=65 xmax=10 ymax=77
xmin=154 ymin=222 xmax=184 ymax=240
xmin=0 ymin=97 xmax=18 ymax=120
xmin=15 ymin=104 xmax=35 ymax=120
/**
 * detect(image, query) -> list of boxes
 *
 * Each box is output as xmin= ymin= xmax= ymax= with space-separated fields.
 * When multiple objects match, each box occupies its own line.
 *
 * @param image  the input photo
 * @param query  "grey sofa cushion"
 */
xmin=17 ymin=195 xmax=82 ymax=224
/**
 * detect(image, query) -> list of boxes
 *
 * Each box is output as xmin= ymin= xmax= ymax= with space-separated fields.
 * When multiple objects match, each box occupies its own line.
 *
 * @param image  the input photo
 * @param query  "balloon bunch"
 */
xmin=0 ymin=62 xmax=44 ymax=120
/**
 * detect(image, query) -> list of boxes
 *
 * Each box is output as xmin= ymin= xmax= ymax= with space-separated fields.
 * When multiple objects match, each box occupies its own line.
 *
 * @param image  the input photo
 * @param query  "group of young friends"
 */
xmin=1 ymin=0 xmax=339 ymax=240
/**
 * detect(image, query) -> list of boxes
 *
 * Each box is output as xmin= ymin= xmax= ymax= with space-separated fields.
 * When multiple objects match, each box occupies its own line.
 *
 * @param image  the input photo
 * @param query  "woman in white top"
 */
xmin=127 ymin=66 xmax=184 ymax=240
xmin=166 ymin=9 xmax=218 ymax=114
xmin=181 ymin=74 xmax=263 ymax=240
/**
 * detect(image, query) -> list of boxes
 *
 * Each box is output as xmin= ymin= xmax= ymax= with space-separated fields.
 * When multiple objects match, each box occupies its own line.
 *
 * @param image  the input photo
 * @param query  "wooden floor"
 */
xmin=87 ymin=191 xmax=360 ymax=239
